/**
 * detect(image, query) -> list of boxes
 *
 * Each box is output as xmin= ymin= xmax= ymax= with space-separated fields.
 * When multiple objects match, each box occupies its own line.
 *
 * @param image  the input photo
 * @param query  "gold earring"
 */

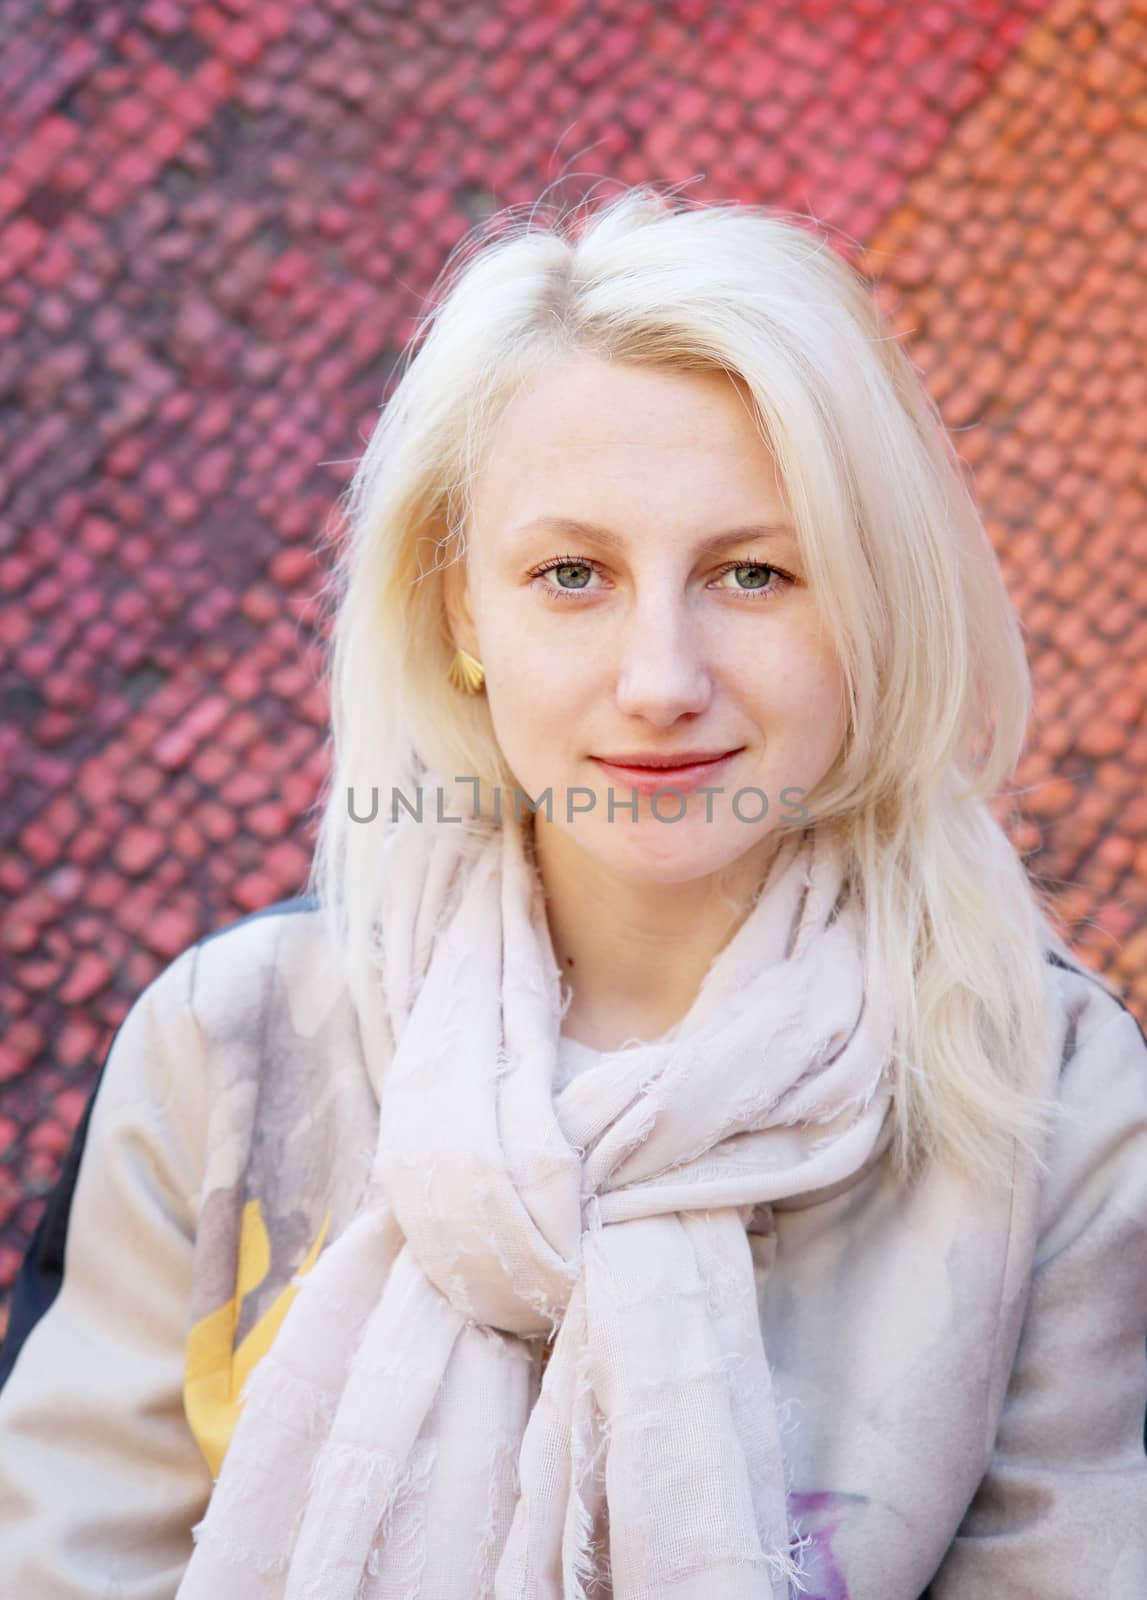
xmin=448 ymin=646 xmax=485 ymax=695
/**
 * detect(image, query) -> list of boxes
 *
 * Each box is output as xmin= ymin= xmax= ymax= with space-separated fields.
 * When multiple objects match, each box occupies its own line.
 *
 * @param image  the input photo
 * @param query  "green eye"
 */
xmin=530 ymin=554 xmax=603 ymax=599
xmin=551 ymin=563 xmax=592 ymax=589
xmin=712 ymin=561 xmax=791 ymax=599
xmin=733 ymin=565 xmax=771 ymax=588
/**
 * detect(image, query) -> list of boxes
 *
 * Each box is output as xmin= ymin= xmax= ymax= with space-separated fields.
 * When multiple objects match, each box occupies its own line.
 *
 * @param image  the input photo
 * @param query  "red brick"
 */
xmin=20 ymin=822 xmax=60 ymax=868
xmin=233 ymin=872 xmax=279 ymax=914
xmin=26 ymin=1119 xmax=70 ymax=1158
xmin=114 ymin=825 xmax=166 ymax=876
xmin=57 ymin=1017 xmax=103 ymax=1069
xmin=59 ymin=951 xmax=114 ymax=1006
xmin=148 ymin=906 xmax=201 ymax=960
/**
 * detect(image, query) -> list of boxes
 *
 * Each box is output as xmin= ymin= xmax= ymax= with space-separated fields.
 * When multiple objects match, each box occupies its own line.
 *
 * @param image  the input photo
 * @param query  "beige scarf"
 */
xmin=177 ymin=799 xmax=895 ymax=1599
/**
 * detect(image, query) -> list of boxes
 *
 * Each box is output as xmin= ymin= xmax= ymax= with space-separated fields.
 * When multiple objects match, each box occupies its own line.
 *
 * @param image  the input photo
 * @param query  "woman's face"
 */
xmin=443 ymin=353 xmax=848 ymax=886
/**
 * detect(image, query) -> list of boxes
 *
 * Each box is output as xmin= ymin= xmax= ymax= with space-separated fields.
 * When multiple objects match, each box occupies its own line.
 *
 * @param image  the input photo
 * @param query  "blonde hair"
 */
xmin=308 ymin=183 xmax=1098 ymax=1193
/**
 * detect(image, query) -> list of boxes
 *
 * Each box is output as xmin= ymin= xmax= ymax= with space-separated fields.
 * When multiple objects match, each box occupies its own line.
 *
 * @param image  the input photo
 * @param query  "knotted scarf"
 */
xmin=177 ymin=795 xmax=896 ymax=1599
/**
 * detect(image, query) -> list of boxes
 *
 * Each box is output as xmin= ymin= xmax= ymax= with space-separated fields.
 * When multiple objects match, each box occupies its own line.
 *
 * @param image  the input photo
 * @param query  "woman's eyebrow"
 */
xmin=509 ymin=515 xmax=796 ymax=555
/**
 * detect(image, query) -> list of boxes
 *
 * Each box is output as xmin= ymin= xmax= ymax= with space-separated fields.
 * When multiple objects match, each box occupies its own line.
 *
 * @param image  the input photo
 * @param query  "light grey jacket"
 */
xmin=0 ymin=896 xmax=1145 ymax=1598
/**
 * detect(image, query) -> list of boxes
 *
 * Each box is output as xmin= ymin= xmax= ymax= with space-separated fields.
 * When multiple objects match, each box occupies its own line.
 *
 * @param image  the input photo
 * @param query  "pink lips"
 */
xmin=590 ymin=750 xmax=742 ymax=795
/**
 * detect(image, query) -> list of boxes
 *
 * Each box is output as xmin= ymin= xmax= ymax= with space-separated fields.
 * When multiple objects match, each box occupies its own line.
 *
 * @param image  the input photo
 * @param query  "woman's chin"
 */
xmin=564 ymin=816 xmax=771 ymax=887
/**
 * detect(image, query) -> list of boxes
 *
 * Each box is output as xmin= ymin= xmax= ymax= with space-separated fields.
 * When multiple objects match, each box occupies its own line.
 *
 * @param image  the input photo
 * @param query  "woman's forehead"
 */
xmin=471 ymin=359 xmax=787 ymax=525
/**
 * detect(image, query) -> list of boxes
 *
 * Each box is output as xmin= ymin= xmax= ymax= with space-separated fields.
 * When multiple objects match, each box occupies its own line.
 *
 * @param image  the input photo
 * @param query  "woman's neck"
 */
xmin=529 ymin=819 xmax=783 ymax=1052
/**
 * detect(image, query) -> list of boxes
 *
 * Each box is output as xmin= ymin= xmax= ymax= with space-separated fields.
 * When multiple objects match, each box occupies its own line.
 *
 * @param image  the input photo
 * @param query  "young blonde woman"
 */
xmin=1 ymin=186 xmax=1145 ymax=1599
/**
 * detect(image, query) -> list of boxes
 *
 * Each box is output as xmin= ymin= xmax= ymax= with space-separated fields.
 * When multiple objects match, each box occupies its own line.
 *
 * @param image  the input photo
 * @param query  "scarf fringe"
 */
xmin=774 ymin=1381 xmax=816 ymax=1595
xmin=626 ymin=1344 xmax=752 ymax=1401
xmin=186 ymin=1354 xmax=341 ymax=1578
xmin=472 ymin=1439 xmax=523 ymax=1597
xmin=281 ymin=1439 xmax=424 ymax=1597
xmin=769 ymin=1533 xmax=815 ymax=1596
xmin=186 ymin=1517 xmax=291 ymax=1578
xmin=564 ymin=1314 xmax=609 ymax=1600
xmin=237 ymin=1349 xmax=337 ymax=1434
xmin=362 ymin=1438 xmax=439 ymax=1591
xmin=468 ymin=1168 xmax=574 ymax=1334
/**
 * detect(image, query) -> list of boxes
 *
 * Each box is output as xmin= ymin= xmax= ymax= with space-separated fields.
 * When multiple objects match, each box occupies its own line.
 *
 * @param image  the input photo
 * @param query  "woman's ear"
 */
xmin=438 ymin=530 xmax=478 ymax=658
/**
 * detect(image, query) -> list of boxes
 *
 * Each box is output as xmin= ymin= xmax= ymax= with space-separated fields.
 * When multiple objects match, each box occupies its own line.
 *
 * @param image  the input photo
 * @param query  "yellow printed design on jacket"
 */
xmin=184 ymin=1197 xmax=332 ymax=1478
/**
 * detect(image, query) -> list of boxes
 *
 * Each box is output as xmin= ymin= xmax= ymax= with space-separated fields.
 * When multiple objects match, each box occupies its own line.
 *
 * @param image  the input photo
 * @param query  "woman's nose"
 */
xmin=613 ymin=600 xmax=713 ymax=724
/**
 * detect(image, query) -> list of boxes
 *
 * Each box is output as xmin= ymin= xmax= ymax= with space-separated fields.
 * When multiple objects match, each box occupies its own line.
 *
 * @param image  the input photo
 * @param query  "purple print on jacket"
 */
xmin=788 ymin=1488 xmax=868 ymax=1600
